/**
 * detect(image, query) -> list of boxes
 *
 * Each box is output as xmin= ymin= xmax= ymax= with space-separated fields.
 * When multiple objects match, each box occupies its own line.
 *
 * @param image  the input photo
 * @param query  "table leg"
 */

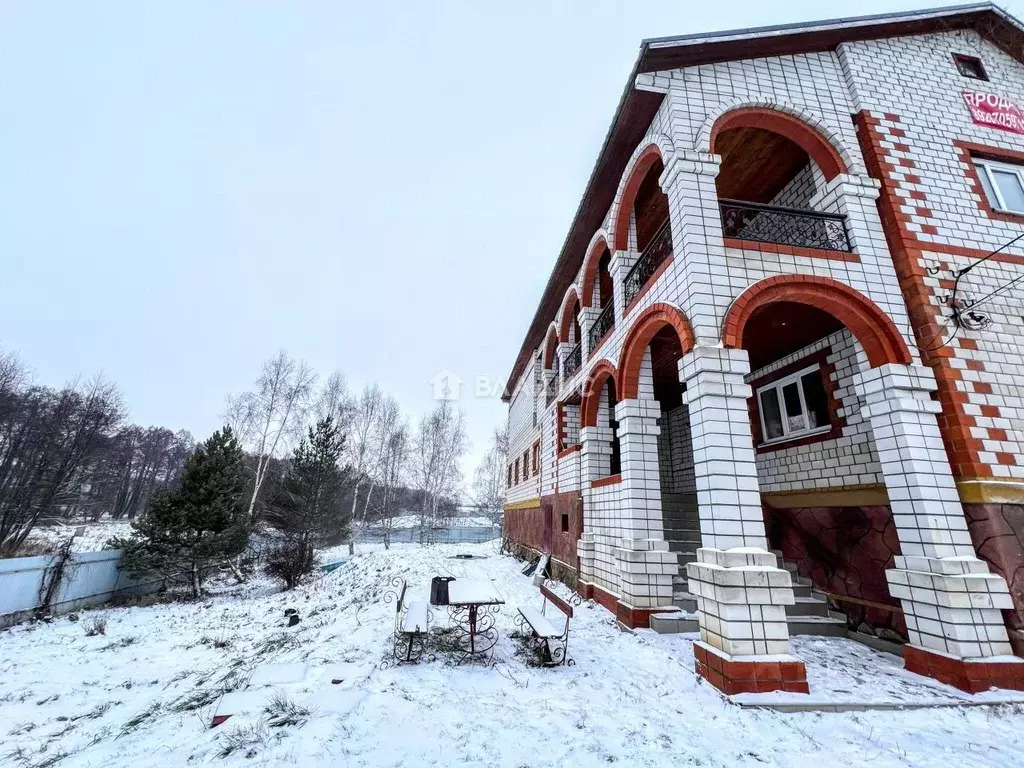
xmin=469 ymin=605 xmax=478 ymax=655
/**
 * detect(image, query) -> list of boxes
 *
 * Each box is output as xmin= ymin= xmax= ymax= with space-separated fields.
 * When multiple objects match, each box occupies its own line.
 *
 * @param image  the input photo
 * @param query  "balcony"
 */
xmin=720 ymin=199 xmax=851 ymax=252
xmin=545 ymin=375 xmax=557 ymax=407
xmin=562 ymin=342 xmax=582 ymax=380
xmin=588 ymin=303 xmax=615 ymax=353
xmin=624 ymin=220 xmax=673 ymax=306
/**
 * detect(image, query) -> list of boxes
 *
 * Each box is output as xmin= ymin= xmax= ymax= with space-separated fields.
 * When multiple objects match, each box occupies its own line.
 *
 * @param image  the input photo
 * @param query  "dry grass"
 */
xmin=83 ymin=617 xmax=107 ymax=637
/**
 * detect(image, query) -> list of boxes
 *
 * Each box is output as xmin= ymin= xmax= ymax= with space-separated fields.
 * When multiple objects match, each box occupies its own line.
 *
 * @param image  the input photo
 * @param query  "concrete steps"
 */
xmin=654 ymin=533 xmax=848 ymax=638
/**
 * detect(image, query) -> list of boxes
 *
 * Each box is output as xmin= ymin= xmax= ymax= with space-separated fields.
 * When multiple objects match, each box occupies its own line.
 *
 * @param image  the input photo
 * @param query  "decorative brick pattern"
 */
xmin=903 ymin=644 xmax=1024 ymax=693
xmin=693 ymin=641 xmax=809 ymax=695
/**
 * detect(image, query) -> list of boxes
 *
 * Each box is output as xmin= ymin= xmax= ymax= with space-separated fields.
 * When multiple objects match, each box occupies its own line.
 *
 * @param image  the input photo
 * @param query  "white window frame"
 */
xmin=755 ymin=363 xmax=832 ymax=446
xmin=974 ymin=157 xmax=1024 ymax=214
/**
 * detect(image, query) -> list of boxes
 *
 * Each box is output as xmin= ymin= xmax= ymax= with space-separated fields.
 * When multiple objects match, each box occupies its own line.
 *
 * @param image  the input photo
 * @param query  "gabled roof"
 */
xmin=502 ymin=3 xmax=1024 ymax=400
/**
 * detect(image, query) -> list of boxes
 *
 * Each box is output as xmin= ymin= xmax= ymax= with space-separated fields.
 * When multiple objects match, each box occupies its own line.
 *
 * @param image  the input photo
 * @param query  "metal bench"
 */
xmin=516 ymin=582 xmax=581 ymax=666
xmin=383 ymin=577 xmax=431 ymax=665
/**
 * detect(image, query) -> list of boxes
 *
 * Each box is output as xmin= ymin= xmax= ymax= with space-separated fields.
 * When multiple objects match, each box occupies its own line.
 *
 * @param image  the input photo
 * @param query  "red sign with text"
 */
xmin=963 ymin=91 xmax=1024 ymax=135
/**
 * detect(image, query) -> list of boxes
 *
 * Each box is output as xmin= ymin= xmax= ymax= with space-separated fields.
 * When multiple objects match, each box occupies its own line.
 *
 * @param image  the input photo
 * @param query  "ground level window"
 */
xmin=560 ymin=511 xmax=569 ymax=533
xmin=974 ymin=156 xmax=1024 ymax=214
xmin=756 ymin=364 xmax=830 ymax=444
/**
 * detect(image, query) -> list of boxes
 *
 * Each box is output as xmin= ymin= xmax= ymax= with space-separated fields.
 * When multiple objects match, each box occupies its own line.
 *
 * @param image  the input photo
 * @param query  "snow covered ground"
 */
xmin=2 ymin=541 xmax=1024 ymax=767
xmin=18 ymin=521 xmax=133 ymax=555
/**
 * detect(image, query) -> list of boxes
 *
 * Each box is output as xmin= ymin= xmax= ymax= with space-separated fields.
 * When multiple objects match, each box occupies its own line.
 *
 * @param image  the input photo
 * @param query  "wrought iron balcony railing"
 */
xmin=587 ymin=303 xmax=615 ymax=353
xmin=624 ymin=220 xmax=673 ymax=306
xmin=719 ymin=199 xmax=851 ymax=252
xmin=544 ymin=375 xmax=557 ymax=407
xmin=562 ymin=343 xmax=582 ymax=380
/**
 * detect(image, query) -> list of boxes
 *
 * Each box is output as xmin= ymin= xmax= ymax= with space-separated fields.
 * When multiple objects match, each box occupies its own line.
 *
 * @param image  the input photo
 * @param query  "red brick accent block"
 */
xmin=903 ymin=644 xmax=1024 ymax=693
xmin=617 ymin=303 xmax=695 ymax=399
xmin=580 ymin=359 xmax=618 ymax=428
xmin=614 ymin=601 xmax=674 ymax=629
xmin=613 ymin=144 xmax=664 ymax=251
xmin=580 ymin=235 xmax=611 ymax=309
xmin=693 ymin=641 xmax=809 ymax=695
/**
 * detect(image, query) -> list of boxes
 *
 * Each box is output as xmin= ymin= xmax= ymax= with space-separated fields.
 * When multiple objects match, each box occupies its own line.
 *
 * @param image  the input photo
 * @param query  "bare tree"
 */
xmin=344 ymin=383 xmax=393 ymax=553
xmin=412 ymin=400 xmax=467 ymax=542
xmin=0 ymin=374 xmax=124 ymax=555
xmin=312 ymin=371 xmax=354 ymax=435
xmin=225 ymin=350 xmax=317 ymax=524
xmin=368 ymin=423 xmax=410 ymax=549
xmin=473 ymin=426 xmax=509 ymax=525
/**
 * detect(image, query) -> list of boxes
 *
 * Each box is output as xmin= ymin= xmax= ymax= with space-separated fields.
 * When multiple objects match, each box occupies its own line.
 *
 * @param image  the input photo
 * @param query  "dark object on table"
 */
xmin=284 ymin=608 xmax=297 ymax=616
xmin=522 ymin=556 xmax=540 ymax=576
xmin=287 ymin=612 xmax=300 ymax=626
xmin=430 ymin=576 xmax=454 ymax=606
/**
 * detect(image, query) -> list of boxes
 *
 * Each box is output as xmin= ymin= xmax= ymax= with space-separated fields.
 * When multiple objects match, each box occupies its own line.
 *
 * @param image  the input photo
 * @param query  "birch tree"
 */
xmin=225 ymin=350 xmax=317 ymax=524
xmin=473 ymin=426 xmax=509 ymax=525
xmin=368 ymin=422 xmax=410 ymax=549
xmin=412 ymin=400 xmax=467 ymax=542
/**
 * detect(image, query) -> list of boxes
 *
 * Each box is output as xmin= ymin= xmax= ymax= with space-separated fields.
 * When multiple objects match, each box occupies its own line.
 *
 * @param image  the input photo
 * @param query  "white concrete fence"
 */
xmin=0 ymin=550 xmax=161 ymax=629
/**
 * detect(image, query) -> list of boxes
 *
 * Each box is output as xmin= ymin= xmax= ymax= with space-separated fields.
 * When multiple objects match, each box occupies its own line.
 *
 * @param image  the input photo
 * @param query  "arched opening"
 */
xmin=617 ymin=303 xmax=698 ymax=587
xmin=727 ymin=280 xmax=910 ymax=641
xmin=614 ymin=145 xmax=674 ymax=308
xmin=580 ymin=361 xmax=621 ymax=479
xmin=542 ymin=327 xmax=558 ymax=371
xmin=582 ymin=240 xmax=616 ymax=353
xmin=710 ymin=107 xmax=852 ymax=252
xmin=559 ymin=292 xmax=582 ymax=379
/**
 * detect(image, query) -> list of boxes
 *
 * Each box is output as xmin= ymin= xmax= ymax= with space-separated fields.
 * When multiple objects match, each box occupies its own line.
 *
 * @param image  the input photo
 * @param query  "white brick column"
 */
xmin=578 ymin=424 xmax=612 ymax=589
xmin=609 ymin=250 xmax=635 ymax=322
xmin=680 ymin=346 xmax=801 ymax=667
xmin=579 ymin=306 xmax=600 ymax=358
xmin=555 ymin=341 xmax=570 ymax=387
xmin=612 ymin=398 xmax=676 ymax=611
xmin=853 ymin=363 xmax=1016 ymax=659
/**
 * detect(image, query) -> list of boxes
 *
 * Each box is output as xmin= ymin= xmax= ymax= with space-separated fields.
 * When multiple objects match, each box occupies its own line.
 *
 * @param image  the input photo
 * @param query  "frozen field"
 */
xmin=2 ymin=541 xmax=1024 ymax=767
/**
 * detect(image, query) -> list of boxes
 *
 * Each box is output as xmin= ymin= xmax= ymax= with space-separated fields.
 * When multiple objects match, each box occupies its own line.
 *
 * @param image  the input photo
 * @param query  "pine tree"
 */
xmin=265 ymin=417 xmax=352 ymax=588
xmin=116 ymin=427 xmax=249 ymax=598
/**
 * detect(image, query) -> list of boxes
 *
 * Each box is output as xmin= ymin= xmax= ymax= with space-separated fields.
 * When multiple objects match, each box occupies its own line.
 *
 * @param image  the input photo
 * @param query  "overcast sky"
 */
xmin=2 ymin=1 xmax=1019 ymax=483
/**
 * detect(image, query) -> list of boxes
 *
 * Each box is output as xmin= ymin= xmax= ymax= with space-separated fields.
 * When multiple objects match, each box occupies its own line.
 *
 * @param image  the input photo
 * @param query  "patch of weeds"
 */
xmin=69 ymin=701 xmax=118 ymax=722
xmin=118 ymin=701 xmax=162 ymax=737
xmin=218 ymin=723 xmax=271 ymax=758
xmin=88 ymin=727 xmax=112 ymax=747
xmin=169 ymin=688 xmax=221 ymax=713
xmin=263 ymin=692 xmax=313 ymax=728
xmin=35 ymin=694 xmax=60 ymax=706
xmin=5 ymin=746 xmax=72 ymax=768
xmin=100 ymin=636 xmax=137 ymax=651
xmin=199 ymin=633 xmax=233 ymax=650
xmin=10 ymin=721 xmax=37 ymax=735
xmin=255 ymin=631 xmax=300 ymax=657
xmin=83 ymin=617 xmax=106 ymax=637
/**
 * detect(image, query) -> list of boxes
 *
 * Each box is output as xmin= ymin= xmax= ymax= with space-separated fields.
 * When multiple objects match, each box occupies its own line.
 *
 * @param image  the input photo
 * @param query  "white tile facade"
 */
xmin=504 ymin=23 xmax=1022 ymax=658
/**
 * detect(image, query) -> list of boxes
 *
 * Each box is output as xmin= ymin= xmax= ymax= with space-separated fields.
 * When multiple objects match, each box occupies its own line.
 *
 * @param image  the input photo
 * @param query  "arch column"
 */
xmin=579 ymin=306 xmax=600 ymax=358
xmin=680 ymin=345 xmax=807 ymax=695
xmin=852 ymin=364 xmax=1021 ymax=685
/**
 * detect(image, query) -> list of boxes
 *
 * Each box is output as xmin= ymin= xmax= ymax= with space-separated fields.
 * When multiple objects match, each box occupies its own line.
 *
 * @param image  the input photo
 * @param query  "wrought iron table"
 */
xmin=446 ymin=579 xmax=504 ymax=664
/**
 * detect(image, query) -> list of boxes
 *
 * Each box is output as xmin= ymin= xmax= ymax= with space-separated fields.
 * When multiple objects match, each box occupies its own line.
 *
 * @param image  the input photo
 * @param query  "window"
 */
xmin=560 ymin=512 xmax=569 ymax=533
xmin=755 ymin=364 xmax=831 ymax=444
xmin=514 ymin=458 xmax=520 ymax=485
xmin=974 ymin=156 xmax=1024 ymax=214
xmin=532 ymin=442 xmax=540 ymax=476
xmin=523 ymin=450 xmax=530 ymax=482
xmin=507 ymin=465 xmax=512 ymax=488
xmin=953 ymin=53 xmax=988 ymax=81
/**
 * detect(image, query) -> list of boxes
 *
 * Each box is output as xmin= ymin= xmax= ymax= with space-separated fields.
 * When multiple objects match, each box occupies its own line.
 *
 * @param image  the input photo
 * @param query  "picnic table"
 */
xmin=446 ymin=579 xmax=504 ymax=663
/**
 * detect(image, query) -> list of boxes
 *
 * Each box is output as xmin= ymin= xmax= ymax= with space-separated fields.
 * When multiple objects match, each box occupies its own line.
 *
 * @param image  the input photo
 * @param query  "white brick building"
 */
xmin=502 ymin=4 xmax=1024 ymax=694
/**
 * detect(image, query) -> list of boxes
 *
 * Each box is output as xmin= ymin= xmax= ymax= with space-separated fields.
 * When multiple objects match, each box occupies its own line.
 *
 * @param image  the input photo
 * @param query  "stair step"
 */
xmin=649 ymin=612 xmax=700 ymax=634
xmin=785 ymin=596 xmax=831 ymax=617
xmin=786 ymin=615 xmax=848 ymax=637
xmin=672 ymin=592 xmax=698 ymax=612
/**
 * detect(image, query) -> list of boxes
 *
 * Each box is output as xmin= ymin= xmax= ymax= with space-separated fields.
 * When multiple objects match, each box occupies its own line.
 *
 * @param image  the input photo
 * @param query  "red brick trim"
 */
xmin=723 ymin=237 xmax=861 ymax=263
xmin=904 ymin=645 xmax=1024 ymax=692
xmin=613 ymin=144 xmax=664 ymax=251
xmin=622 ymin=253 xmax=675 ymax=316
xmin=587 ymin=581 xmax=619 ymax=615
xmin=722 ymin=274 xmax=912 ymax=368
xmin=618 ymin=302 xmax=696 ymax=400
xmin=710 ymin=106 xmax=847 ymax=181
xmin=747 ymin=348 xmax=845 ymax=453
xmin=556 ymin=444 xmax=581 ymax=460
xmin=954 ymin=139 xmax=1024 ymax=224
xmin=543 ymin=326 xmax=558 ymax=370
xmin=580 ymin=235 xmax=611 ymax=309
xmin=694 ymin=641 xmax=809 ymax=695
xmin=614 ymin=601 xmax=666 ymax=630
xmin=591 ymin=473 xmax=622 ymax=489
xmin=558 ymin=287 xmax=581 ymax=344
xmin=855 ymin=110 xmax=992 ymax=479
xmin=580 ymin=359 xmax=618 ymax=429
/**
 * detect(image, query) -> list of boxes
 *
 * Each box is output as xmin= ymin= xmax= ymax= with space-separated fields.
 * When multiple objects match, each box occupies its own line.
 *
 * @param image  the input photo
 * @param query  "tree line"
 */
xmin=0 ymin=348 xmax=486 ymax=591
